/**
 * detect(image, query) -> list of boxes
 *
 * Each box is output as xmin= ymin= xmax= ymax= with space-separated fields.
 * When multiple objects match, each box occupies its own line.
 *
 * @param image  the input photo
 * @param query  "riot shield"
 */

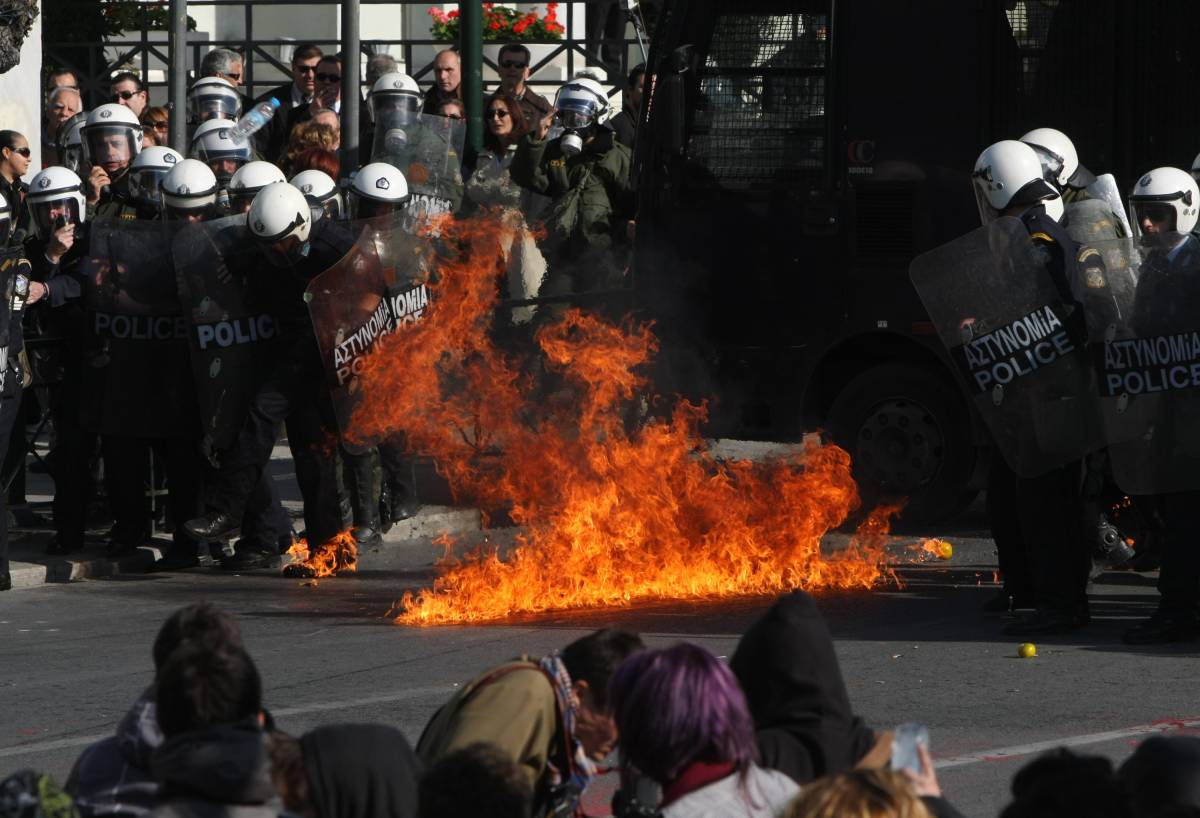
xmin=1085 ymin=173 xmax=1133 ymax=240
xmin=172 ymin=215 xmax=280 ymax=455
xmin=1088 ymin=231 xmax=1200 ymax=494
xmin=372 ymin=112 xmax=465 ymax=220
xmin=81 ymin=219 xmax=196 ymax=438
xmin=909 ymin=216 xmax=1104 ymax=477
xmin=306 ymin=216 xmax=430 ymax=452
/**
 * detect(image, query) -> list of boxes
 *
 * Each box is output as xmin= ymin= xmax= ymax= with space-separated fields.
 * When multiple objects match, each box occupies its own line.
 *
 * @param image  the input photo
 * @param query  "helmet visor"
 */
xmin=128 ymin=167 xmax=169 ymax=207
xmin=559 ymin=110 xmax=593 ymax=130
xmin=1028 ymin=143 xmax=1065 ymax=188
xmin=1130 ymin=200 xmax=1179 ymax=241
xmin=31 ymin=198 xmax=82 ymax=237
xmin=189 ymin=91 xmax=241 ymax=122
xmin=350 ymin=193 xmax=404 ymax=220
xmin=84 ymin=125 xmax=138 ymax=172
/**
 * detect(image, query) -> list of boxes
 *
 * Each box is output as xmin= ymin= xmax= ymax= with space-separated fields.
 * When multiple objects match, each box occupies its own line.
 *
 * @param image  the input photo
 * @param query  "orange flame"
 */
xmin=348 ymin=214 xmax=899 ymax=624
xmin=283 ymin=530 xmax=359 ymax=578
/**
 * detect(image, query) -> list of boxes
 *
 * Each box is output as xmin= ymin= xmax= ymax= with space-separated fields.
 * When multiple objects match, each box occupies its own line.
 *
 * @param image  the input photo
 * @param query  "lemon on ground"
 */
xmin=1018 ymin=643 xmax=1037 ymax=659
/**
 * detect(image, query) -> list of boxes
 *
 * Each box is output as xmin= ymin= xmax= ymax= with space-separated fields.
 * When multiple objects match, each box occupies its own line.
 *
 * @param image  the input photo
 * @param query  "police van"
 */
xmin=630 ymin=0 xmax=1200 ymax=524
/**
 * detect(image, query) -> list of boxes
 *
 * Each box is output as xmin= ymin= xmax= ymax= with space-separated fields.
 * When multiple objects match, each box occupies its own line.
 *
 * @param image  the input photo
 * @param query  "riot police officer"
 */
xmin=290 ymin=169 xmax=344 ymax=221
xmin=23 ymin=167 xmax=92 ymax=556
xmin=1121 ymin=168 xmax=1200 ymax=644
xmin=127 ymin=146 xmax=183 ymax=219
xmin=1020 ymin=127 xmax=1096 ymax=205
xmin=228 ymin=161 xmax=286 ymax=215
xmin=81 ymin=104 xmax=144 ymax=219
xmin=348 ymin=163 xmax=422 ymax=525
xmin=190 ymin=119 xmax=254 ymax=200
xmin=972 ymin=140 xmax=1094 ymax=635
xmin=184 ymin=183 xmax=352 ymax=559
xmin=0 ymin=192 xmax=29 ymax=590
xmin=187 ymin=76 xmax=242 ymax=127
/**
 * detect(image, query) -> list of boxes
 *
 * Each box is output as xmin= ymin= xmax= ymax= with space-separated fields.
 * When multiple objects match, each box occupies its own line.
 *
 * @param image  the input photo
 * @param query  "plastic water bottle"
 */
xmin=229 ymin=97 xmax=280 ymax=145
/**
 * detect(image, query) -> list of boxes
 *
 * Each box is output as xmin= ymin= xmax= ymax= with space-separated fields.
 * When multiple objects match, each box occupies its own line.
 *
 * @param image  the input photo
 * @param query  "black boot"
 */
xmin=183 ymin=511 xmax=239 ymax=540
xmin=0 ymin=569 xmax=11 ymax=591
xmin=345 ymin=448 xmax=382 ymax=548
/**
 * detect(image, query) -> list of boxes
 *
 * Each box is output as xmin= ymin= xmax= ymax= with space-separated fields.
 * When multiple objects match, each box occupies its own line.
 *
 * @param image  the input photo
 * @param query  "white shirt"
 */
xmin=661 ymin=766 xmax=799 ymax=818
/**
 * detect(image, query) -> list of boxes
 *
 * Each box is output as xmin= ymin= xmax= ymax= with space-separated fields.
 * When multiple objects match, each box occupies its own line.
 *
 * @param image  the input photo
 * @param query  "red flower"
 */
xmin=490 ymin=20 xmax=502 ymax=29
xmin=447 ymin=9 xmax=458 ymax=17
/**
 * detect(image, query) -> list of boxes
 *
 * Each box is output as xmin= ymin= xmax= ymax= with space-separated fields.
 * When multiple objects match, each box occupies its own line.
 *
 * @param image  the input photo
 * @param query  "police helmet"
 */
xmin=370 ymin=71 xmax=422 ymax=118
xmin=249 ymin=182 xmax=313 ymax=266
xmin=972 ymin=140 xmax=1062 ymax=226
xmin=554 ymin=76 xmax=609 ymax=131
xmin=229 ymin=161 xmax=287 ymax=214
xmin=26 ymin=166 xmax=87 ymax=238
xmin=160 ymin=158 xmax=219 ymax=219
xmin=1129 ymin=167 xmax=1199 ymax=237
xmin=128 ymin=146 xmax=183 ymax=209
xmin=348 ymin=162 xmax=410 ymax=219
xmin=188 ymin=76 xmax=242 ymax=123
xmin=82 ymin=103 xmax=143 ymax=174
xmin=56 ymin=111 xmax=87 ymax=174
xmin=1020 ymin=128 xmax=1081 ymax=191
xmin=190 ymin=118 xmax=252 ymax=186
xmin=290 ymin=168 xmax=344 ymax=221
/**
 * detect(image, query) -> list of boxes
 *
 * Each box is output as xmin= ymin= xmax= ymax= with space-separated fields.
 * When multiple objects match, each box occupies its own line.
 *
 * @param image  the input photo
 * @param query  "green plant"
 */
xmin=428 ymin=3 xmax=564 ymax=42
xmin=101 ymin=0 xmax=196 ymax=35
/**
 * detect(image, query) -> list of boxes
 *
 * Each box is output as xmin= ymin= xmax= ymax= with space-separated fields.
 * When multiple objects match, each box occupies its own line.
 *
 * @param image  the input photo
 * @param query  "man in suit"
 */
xmin=255 ymin=43 xmax=323 ymax=164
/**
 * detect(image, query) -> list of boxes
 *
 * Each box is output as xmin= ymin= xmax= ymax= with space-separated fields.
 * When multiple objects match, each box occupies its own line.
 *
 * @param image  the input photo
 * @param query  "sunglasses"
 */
xmin=224 ymin=72 xmax=241 ymax=81
xmin=294 ymin=64 xmax=319 ymax=74
xmin=499 ymin=59 xmax=528 ymax=69
xmin=112 ymin=89 xmax=141 ymax=101
xmin=316 ymin=72 xmax=341 ymax=83
xmin=486 ymin=109 xmax=510 ymax=119
xmin=149 ymin=121 xmax=168 ymax=131
xmin=5 ymin=146 xmax=30 ymax=157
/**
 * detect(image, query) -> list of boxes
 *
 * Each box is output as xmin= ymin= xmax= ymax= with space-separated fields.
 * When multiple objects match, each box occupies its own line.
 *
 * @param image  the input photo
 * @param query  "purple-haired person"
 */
xmin=609 ymin=643 xmax=800 ymax=818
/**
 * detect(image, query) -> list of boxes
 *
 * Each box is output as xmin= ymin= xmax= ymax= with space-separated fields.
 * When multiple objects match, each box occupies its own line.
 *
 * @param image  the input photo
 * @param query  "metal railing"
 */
xmin=46 ymin=1 xmax=646 ymax=110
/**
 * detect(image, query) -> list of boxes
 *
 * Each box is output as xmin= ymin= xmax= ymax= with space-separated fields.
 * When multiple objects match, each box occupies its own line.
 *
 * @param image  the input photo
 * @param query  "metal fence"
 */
xmin=46 ymin=0 xmax=646 ymax=110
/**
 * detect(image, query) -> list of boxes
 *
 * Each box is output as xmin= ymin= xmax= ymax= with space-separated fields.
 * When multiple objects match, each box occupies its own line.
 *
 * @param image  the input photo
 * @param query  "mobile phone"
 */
xmin=53 ymin=214 xmax=68 ymax=231
xmin=891 ymin=723 xmax=930 ymax=774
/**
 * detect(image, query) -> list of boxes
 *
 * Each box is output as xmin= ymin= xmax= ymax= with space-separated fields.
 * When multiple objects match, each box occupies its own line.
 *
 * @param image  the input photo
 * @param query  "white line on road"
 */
xmin=0 ymin=684 xmax=452 ymax=760
xmin=935 ymin=718 xmax=1200 ymax=769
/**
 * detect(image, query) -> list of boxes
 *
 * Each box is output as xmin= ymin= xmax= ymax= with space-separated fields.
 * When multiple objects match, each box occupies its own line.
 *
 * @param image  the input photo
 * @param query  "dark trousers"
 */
xmin=1156 ymin=491 xmax=1200 ymax=614
xmin=103 ymin=435 xmax=203 ymax=549
xmin=342 ymin=445 xmax=379 ymax=527
xmin=240 ymin=473 xmax=292 ymax=552
xmin=0 ymin=380 xmax=23 ymax=575
xmin=2 ymin=387 xmax=38 ymax=504
xmin=990 ymin=458 xmax=1091 ymax=613
xmin=208 ymin=343 xmax=341 ymax=547
xmin=49 ymin=375 xmax=94 ymax=548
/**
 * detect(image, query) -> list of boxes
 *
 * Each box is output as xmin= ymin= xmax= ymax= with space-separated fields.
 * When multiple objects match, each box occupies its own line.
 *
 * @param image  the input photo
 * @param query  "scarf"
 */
xmin=538 ymin=653 xmax=599 ymax=796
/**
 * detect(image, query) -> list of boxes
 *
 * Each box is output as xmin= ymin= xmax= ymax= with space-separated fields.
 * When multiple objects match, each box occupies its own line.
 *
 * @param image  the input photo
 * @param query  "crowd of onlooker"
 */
xmin=4 ymin=592 xmax=1195 ymax=818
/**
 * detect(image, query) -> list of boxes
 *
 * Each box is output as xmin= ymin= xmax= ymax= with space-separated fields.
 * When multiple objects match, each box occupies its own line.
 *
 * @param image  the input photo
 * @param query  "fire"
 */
xmin=348 ymin=213 xmax=899 ymax=624
xmin=283 ymin=530 xmax=359 ymax=578
xmin=915 ymin=538 xmax=954 ymax=561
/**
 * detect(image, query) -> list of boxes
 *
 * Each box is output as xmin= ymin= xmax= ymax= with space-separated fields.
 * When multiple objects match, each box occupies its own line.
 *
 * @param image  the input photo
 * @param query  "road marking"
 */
xmin=0 ymin=684 xmax=452 ymax=759
xmin=936 ymin=717 xmax=1200 ymax=769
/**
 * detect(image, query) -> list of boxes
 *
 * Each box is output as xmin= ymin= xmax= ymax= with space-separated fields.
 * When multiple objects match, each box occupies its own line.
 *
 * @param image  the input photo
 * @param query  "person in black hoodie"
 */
xmin=269 ymin=725 xmax=420 ymax=818
xmin=730 ymin=590 xmax=881 ymax=784
xmin=148 ymin=643 xmax=275 ymax=818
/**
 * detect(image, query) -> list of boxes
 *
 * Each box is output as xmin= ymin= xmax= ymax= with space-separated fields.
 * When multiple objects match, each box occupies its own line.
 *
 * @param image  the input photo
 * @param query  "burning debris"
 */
xmin=283 ymin=530 xmax=359 ymax=578
xmin=348 ymin=214 xmax=900 ymax=624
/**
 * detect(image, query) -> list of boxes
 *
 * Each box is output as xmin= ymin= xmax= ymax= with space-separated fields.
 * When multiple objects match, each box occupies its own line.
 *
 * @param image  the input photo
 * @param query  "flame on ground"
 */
xmin=349 ymin=214 xmax=900 ymax=625
xmin=284 ymin=530 xmax=359 ymax=578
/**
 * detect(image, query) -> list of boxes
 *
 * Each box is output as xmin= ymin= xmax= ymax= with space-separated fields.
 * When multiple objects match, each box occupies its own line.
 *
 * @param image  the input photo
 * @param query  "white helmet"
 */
xmin=56 ymin=111 xmax=87 ymax=174
xmin=128 ymin=146 xmax=183 ymax=208
xmin=82 ymin=103 xmax=143 ymax=173
xmin=290 ymin=169 xmax=344 ymax=221
xmin=160 ymin=158 xmax=219 ymax=216
xmin=229 ymin=161 xmax=287 ymax=213
xmin=1129 ymin=167 xmax=1199 ymax=237
xmin=370 ymin=71 xmax=422 ymax=118
xmin=348 ymin=162 xmax=410 ymax=219
xmin=1020 ymin=127 xmax=1080 ymax=190
xmin=554 ymin=76 xmax=610 ymax=130
xmin=972 ymin=140 xmax=1061 ymax=225
xmin=188 ymin=76 xmax=242 ymax=123
xmin=249 ymin=182 xmax=313 ymax=266
xmin=1190 ymin=151 xmax=1200 ymax=185
xmin=190 ymin=118 xmax=252 ymax=185
xmin=26 ymin=166 xmax=87 ymax=238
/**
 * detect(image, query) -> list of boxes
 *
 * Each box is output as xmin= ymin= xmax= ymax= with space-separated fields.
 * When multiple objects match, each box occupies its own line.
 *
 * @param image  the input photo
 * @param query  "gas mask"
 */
xmin=557 ymin=110 xmax=594 ymax=157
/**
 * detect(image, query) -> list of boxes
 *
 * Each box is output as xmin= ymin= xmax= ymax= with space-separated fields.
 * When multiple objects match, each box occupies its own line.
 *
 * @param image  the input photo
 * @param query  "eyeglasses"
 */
xmin=5 ymin=146 xmax=30 ymax=157
xmin=148 ymin=121 xmax=168 ymax=131
xmin=499 ymin=59 xmax=528 ymax=69
xmin=316 ymin=73 xmax=341 ymax=83
xmin=294 ymin=64 xmax=319 ymax=74
xmin=112 ymin=89 xmax=141 ymax=101
xmin=486 ymin=109 xmax=510 ymax=119
xmin=224 ymin=72 xmax=241 ymax=82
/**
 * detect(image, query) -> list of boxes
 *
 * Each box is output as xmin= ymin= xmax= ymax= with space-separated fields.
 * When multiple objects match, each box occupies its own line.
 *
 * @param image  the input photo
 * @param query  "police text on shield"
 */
xmin=961 ymin=305 xmax=1074 ymax=392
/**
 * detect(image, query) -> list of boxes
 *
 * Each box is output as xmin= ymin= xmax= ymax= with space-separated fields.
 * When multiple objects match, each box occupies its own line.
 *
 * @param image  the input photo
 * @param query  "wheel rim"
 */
xmin=853 ymin=398 xmax=944 ymax=495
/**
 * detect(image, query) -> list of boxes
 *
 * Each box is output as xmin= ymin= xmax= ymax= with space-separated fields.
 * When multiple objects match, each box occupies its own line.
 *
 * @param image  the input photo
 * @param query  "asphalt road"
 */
xmin=0 ymin=507 xmax=1191 ymax=818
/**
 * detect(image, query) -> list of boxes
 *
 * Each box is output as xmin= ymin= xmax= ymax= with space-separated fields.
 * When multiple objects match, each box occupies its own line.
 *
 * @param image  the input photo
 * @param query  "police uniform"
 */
xmin=993 ymin=205 xmax=1095 ymax=634
xmin=202 ymin=218 xmax=352 ymax=548
xmin=0 ymin=250 xmax=29 ymax=588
